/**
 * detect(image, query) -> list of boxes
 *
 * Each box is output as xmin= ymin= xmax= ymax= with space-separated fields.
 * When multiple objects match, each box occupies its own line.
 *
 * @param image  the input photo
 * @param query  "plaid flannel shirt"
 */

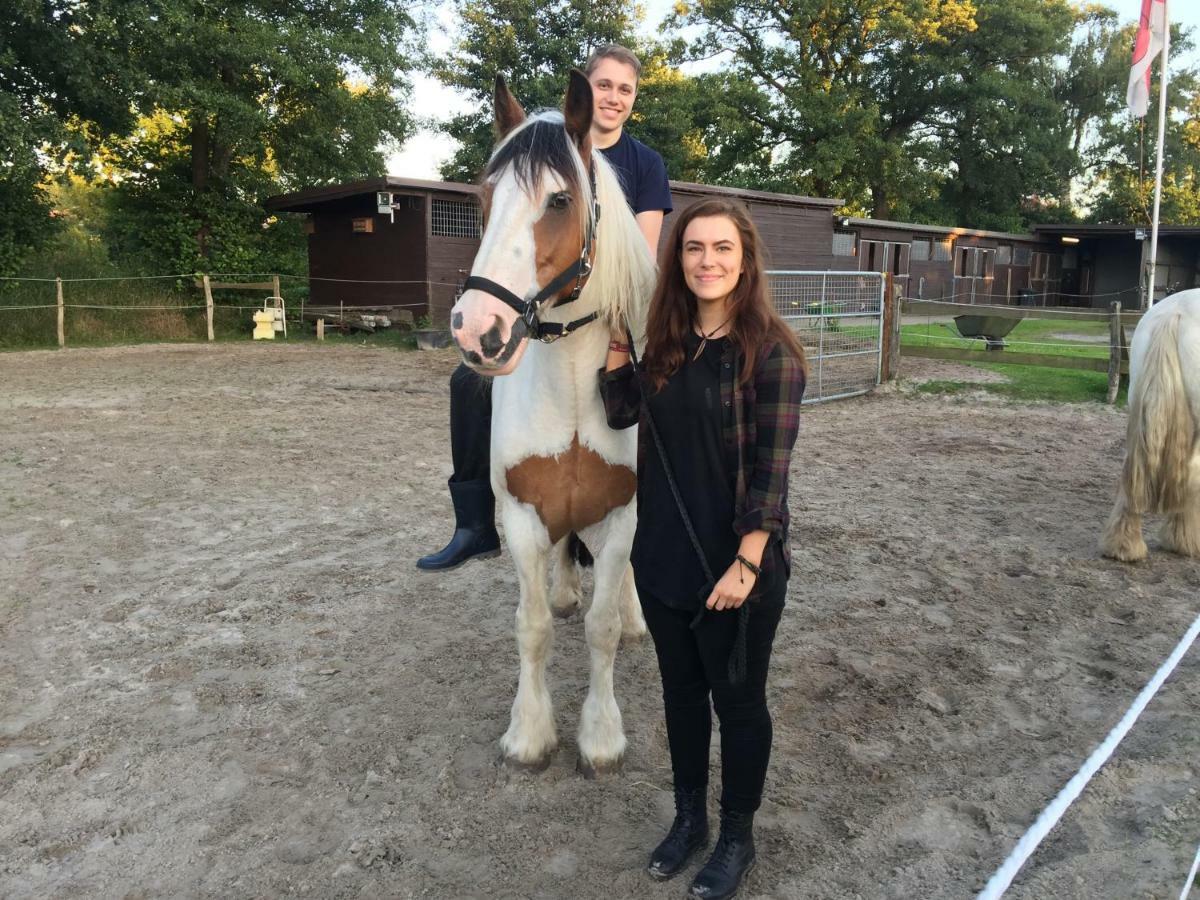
xmin=598 ymin=338 xmax=806 ymax=579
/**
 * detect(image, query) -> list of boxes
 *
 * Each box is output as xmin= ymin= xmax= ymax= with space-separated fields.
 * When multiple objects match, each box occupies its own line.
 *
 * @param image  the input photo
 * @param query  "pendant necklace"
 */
xmin=693 ymin=313 xmax=734 ymax=361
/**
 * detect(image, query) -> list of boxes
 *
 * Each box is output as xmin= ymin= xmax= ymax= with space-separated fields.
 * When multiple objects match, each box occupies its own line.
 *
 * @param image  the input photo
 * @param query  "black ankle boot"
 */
xmin=416 ymin=479 xmax=501 ymax=571
xmin=648 ymin=785 xmax=708 ymax=881
xmin=687 ymin=809 xmax=755 ymax=899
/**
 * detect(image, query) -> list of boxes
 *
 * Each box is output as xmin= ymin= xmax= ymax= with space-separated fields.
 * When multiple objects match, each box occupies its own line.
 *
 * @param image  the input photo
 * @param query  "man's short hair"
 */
xmin=584 ymin=45 xmax=642 ymax=81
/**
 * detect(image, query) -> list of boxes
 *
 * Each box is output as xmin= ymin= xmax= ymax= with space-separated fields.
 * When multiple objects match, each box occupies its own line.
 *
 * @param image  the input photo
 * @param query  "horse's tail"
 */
xmin=1123 ymin=309 xmax=1196 ymax=514
xmin=567 ymin=532 xmax=594 ymax=568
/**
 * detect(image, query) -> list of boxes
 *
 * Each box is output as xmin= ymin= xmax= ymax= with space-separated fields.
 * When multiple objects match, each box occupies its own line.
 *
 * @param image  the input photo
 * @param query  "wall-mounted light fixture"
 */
xmin=1060 ymin=236 xmax=1080 ymax=244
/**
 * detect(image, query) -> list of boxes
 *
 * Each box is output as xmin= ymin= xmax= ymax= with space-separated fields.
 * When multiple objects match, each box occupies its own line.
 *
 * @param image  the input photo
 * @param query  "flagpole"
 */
xmin=1146 ymin=0 xmax=1169 ymax=308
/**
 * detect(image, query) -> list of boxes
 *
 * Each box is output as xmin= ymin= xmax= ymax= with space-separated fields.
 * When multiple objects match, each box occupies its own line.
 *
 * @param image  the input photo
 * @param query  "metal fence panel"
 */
xmin=767 ymin=270 xmax=886 ymax=403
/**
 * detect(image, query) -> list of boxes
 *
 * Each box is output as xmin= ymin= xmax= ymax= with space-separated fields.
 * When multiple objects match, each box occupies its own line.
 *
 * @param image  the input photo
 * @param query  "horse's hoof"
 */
xmin=551 ymin=602 xmax=580 ymax=620
xmin=1101 ymin=541 xmax=1148 ymax=563
xmin=501 ymin=750 xmax=554 ymax=773
xmin=577 ymin=754 xmax=623 ymax=779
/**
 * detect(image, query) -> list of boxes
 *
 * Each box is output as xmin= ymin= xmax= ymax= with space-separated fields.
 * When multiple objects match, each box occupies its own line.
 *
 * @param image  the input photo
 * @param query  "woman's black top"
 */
xmin=630 ymin=332 xmax=739 ymax=608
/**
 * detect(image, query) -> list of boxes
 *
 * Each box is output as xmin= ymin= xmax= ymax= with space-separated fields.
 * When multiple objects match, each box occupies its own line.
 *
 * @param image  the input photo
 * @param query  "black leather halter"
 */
xmin=461 ymin=163 xmax=601 ymax=343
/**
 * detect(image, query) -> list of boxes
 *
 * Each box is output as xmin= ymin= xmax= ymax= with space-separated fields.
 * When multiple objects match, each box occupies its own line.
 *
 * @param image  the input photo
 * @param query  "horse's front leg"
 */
xmin=498 ymin=500 xmax=557 ymax=769
xmin=618 ymin=562 xmax=647 ymax=643
xmin=576 ymin=512 xmax=635 ymax=776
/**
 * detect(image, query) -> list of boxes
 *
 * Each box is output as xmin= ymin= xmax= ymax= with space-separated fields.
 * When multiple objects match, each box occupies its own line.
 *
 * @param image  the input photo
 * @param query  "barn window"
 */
xmin=910 ymin=239 xmax=930 ymax=262
xmin=996 ymin=245 xmax=1012 ymax=266
xmin=931 ymin=238 xmax=953 ymax=262
xmin=431 ymin=198 xmax=481 ymax=238
xmin=1013 ymin=246 xmax=1032 ymax=267
xmin=832 ymin=229 xmax=856 ymax=256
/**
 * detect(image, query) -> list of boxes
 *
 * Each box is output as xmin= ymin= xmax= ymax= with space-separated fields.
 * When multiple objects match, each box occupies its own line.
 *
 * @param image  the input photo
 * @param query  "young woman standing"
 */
xmin=599 ymin=198 xmax=806 ymax=899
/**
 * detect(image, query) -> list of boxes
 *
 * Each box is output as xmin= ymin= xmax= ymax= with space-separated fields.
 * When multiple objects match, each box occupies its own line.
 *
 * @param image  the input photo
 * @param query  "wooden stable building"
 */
xmin=839 ymin=217 xmax=1056 ymax=305
xmin=266 ymin=177 xmax=1199 ymax=320
xmin=265 ymin=177 xmax=840 ymax=325
xmin=1031 ymin=223 xmax=1200 ymax=307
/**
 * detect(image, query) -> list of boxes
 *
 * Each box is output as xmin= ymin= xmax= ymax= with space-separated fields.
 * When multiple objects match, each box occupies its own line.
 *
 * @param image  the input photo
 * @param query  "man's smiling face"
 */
xmin=587 ymin=57 xmax=638 ymax=137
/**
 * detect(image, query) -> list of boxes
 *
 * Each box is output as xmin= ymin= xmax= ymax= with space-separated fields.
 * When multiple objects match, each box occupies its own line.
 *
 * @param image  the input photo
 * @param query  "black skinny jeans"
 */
xmin=638 ymin=574 xmax=786 ymax=815
xmin=449 ymin=363 xmax=493 ymax=485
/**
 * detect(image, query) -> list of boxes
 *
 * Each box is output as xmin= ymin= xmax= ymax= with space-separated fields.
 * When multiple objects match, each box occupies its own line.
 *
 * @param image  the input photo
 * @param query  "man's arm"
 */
xmin=635 ymin=210 xmax=663 ymax=257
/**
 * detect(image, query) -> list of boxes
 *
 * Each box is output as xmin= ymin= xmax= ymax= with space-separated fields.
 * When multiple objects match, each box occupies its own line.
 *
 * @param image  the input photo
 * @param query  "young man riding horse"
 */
xmin=417 ymin=45 xmax=672 ymax=571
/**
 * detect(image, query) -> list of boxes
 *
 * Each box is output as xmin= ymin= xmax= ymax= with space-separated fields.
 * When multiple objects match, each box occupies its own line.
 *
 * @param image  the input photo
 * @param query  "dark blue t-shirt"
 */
xmin=598 ymin=132 xmax=673 ymax=216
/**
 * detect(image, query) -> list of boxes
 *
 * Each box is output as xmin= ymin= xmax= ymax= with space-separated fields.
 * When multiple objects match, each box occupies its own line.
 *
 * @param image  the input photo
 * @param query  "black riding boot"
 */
xmin=647 ymin=785 xmax=709 ymax=881
xmin=687 ymin=809 xmax=756 ymax=899
xmin=416 ymin=479 xmax=501 ymax=571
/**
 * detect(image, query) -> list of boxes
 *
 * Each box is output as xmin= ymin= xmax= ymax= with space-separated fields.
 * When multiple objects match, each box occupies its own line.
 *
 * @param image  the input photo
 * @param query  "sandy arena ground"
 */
xmin=1 ymin=343 xmax=1197 ymax=899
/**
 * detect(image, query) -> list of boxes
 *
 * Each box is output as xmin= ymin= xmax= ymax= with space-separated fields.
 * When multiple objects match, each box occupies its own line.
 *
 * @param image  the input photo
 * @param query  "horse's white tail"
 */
xmin=1122 ymin=310 xmax=1196 ymax=515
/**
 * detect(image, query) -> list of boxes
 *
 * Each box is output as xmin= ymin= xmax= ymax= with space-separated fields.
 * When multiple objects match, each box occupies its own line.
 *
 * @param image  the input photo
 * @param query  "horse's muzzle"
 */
xmin=452 ymin=309 xmax=529 ymax=375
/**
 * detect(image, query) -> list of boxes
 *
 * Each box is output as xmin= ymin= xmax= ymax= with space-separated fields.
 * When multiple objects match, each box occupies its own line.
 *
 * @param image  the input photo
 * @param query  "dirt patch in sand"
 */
xmin=1 ymin=343 xmax=1196 ymax=899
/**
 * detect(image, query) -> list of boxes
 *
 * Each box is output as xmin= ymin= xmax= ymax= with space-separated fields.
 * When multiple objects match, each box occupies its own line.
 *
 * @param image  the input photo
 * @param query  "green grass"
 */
xmin=901 ymin=315 xmax=1126 ymax=404
xmin=914 ymin=365 xmax=1126 ymax=405
xmin=901 ymin=316 xmax=1110 ymax=360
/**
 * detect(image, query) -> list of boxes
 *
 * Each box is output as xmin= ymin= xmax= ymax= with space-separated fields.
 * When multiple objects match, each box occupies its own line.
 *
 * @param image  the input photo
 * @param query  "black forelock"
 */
xmin=484 ymin=114 xmax=583 ymax=200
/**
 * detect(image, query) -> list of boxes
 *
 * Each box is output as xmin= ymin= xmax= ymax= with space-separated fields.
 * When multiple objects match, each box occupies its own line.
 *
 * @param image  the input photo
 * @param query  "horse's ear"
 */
xmin=564 ymin=69 xmax=593 ymax=154
xmin=494 ymin=75 xmax=526 ymax=138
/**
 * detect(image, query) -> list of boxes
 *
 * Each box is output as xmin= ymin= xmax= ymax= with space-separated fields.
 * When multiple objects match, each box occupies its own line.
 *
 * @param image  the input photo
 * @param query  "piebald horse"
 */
xmin=449 ymin=71 xmax=657 ymax=773
xmin=1101 ymin=288 xmax=1200 ymax=562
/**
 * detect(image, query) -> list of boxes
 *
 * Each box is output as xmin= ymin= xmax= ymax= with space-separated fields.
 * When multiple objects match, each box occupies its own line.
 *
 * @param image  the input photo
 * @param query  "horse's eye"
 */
xmin=549 ymin=192 xmax=571 ymax=210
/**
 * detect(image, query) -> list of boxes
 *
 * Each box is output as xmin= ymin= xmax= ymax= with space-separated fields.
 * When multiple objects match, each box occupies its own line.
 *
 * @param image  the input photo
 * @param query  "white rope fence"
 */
xmin=0 ymin=272 xmax=473 ymax=348
xmin=1182 ymin=842 xmax=1200 ymax=900
xmin=910 ymin=286 xmax=1142 ymax=305
xmin=977 ymin=608 xmax=1200 ymax=899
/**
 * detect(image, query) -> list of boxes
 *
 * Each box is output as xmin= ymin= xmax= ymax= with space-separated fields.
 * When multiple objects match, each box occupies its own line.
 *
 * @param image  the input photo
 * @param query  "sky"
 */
xmin=387 ymin=0 xmax=1200 ymax=181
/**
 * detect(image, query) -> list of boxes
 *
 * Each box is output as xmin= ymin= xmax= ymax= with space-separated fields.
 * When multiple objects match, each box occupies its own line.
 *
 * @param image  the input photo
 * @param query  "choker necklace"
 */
xmin=693 ymin=314 xmax=733 ymax=361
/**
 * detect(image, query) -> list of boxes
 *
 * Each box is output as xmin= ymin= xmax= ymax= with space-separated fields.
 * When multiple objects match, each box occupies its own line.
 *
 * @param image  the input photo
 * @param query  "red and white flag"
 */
xmin=1127 ymin=0 xmax=1168 ymax=117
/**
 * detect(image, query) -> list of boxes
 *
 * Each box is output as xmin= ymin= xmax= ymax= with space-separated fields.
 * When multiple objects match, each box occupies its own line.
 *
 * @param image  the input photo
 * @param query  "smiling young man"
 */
xmin=585 ymin=46 xmax=672 ymax=251
xmin=416 ymin=45 xmax=672 ymax=572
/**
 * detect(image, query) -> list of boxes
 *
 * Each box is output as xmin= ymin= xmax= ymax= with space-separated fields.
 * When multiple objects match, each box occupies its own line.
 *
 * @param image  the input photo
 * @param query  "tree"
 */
xmin=928 ymin=0 xmax=1077 ymax=231
xmin=0 ymin=0 xmax=141 ymax=273
xmin=2 ymin=0 xmax=417 ymax=275
xmin=620 ymin=50 xmax=774 ymax=186
xmin=101 ymin=0 xmax=417 ymax=274
xmin=680 ymin=0 xmax=1087 ymax=228
xmin=679 ymin=0 xmax=981 ymax=215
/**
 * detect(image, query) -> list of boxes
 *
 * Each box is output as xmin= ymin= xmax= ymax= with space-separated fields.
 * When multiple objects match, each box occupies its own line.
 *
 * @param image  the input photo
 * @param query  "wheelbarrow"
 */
xmin=953 ymin=314 xmax=1019 ymax=350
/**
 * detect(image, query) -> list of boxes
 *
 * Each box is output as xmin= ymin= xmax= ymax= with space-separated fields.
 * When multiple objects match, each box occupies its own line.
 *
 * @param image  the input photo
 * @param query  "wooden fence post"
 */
xmin=56 ymin=277 xmax=65 ymax=348
xmin=880 ymin=273 xmax=895 ymax=381
xmin=1107 ymin=301 xmax=1122 ymax=404
xmin=888 ymin=278 xmax=902 ymax=380
xmin=203 ymin=275 xmax=215 ymax=341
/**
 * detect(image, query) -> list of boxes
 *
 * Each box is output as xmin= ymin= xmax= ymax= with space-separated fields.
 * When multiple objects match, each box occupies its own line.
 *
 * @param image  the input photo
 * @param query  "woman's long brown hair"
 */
xmin=643 ymin=198 xmax=808 ymax=391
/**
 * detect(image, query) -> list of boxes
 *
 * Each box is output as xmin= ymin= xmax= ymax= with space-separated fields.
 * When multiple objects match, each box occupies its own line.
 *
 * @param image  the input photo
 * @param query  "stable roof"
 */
xmin=265 ymin=176 xmax=843 ymax=214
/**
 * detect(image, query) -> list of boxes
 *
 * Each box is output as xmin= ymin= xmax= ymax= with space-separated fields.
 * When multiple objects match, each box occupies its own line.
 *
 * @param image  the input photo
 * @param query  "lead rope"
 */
xmin=624 ymin=324 xmax=750 ymax=685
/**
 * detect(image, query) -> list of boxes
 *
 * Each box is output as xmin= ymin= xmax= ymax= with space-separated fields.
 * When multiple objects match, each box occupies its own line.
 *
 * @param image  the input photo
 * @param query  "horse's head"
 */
xmin=450 ymin=71 xmax=597 ymax=375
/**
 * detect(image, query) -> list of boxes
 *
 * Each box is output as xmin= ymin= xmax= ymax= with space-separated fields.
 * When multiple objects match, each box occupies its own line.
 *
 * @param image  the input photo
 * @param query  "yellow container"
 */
xmin=252 ymin=310 xmax=275 ymax=340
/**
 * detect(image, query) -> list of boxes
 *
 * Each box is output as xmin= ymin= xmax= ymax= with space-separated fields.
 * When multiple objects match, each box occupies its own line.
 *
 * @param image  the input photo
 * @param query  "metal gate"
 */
xmin=767 ymin=270 xmax=886 ymax=403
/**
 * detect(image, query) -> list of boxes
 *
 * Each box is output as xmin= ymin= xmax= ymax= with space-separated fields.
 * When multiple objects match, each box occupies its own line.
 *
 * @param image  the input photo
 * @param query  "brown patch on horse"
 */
xmin=505 ymin=434 xmax=636 ymax=543
xmin=533 ymin=205 xmax=585 ymax=302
